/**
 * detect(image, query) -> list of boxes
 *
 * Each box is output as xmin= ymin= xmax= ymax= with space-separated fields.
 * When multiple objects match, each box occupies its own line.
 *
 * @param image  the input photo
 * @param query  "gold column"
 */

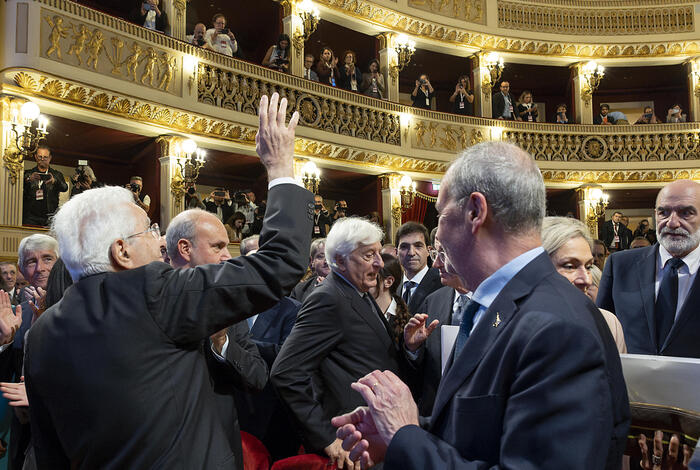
xmin=472 ymin=53 xmax=491 ymax=118
xmin=377 ymin=33 xmax=399 ymax=103
xmin=0 ymin=97 xmax=27 ymax=227
xmin=156 ymin=135 xmax=186 ymax=229
xmin=686 ymin=58 xmax=700 ymax=122
xmin=571 ymin=63 xmax=593 ymax=125
xmin=379 ymin=173 xmax=402 ymax=243
xmin=164 ymin=0 xmax=186 ymax=40
xmin=281 ymin=0 xmax=304 ymax=78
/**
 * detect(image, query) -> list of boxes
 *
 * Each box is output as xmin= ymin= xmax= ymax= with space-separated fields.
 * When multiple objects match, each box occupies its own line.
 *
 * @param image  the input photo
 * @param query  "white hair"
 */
xmin=18 ymin=234 xmax=59 ymax=274
xmin=325 ymin=217 xmax=384 ymax=270
xmin=166 ymin=209 xmax=210 ymax=264
xmin=51 ymin=186 xmax=143 ymax=281
xmin=444 ymin=141 xmax=546 ymax=234
xmin=541 ymin=216 xmax=593 ymax=256
xmin=240 ymin=235 xmax=260 ymax=256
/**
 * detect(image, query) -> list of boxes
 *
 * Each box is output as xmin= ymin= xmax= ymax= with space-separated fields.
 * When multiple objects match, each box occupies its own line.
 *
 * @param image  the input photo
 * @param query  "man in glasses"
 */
xmin=24 ymin=93 xmax=314 ymax=469
xmin=22 ymin=143 xmax=68 ymax=227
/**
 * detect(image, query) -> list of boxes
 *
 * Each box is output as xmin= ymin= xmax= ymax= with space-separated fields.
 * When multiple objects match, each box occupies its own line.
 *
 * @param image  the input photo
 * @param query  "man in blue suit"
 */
xmin=333 ymin=141 xmax=629 ymax=470
xmin=597 ymin=179 xmax=700 ymax=358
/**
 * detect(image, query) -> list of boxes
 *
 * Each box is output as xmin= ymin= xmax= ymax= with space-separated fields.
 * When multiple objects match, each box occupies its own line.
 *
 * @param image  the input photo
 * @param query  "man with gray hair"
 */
xmin=333 ymin=141 xmax=629 ymax=470
xmin=24 ymin=93 xmax=314 ymax=469
xmin=239 ymin=234 xmax=260 ymax=256
xmin=0 ymin=262 xmax=21 ymax=306
xmin=272 ymin=217 xmax=406 ymax=469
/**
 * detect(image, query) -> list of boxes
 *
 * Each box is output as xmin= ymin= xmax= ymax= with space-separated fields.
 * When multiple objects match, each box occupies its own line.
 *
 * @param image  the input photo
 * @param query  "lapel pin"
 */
xmin=492 ymin=312 xmax=501 ymax=328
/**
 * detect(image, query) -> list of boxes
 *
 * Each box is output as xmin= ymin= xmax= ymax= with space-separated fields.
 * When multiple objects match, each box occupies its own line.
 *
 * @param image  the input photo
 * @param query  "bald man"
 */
xmin=598 ymin=180 xmax=700 ymax=357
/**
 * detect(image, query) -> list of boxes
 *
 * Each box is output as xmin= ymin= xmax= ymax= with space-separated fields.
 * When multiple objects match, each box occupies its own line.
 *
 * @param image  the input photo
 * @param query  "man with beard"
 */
xmin=598 ymin=179 xmax=700 ymax=357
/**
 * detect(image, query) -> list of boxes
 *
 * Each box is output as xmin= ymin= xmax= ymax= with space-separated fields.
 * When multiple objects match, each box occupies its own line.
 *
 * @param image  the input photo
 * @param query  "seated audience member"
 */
xmin=315 ymin=47 xmax=339 ymax=87
xmin=186 ymin=22 xmax=211 ymax=49
xmin=23 ymin=144 xmax=68 ymax=227
xmin=204 ymin=188 xmax=234 ymax=223
xmin=396 ymin=222 xmax=442 ymax=314
xmin=517 ymin=90 xmax=538 ymax=122
xmin=338 ymin=50 xmax=362 ymax=92
xmin=0 ymin=263 xmax=21 ymax=306
xmin=225 ymin=211 xmax=247 ymax=242
xmin=271 ymin=217 xmax=407 ymax=469
xmin=291 ymin=238 xmax=329 ymax=303
xmin=126 ymin=176 xmax=150 ymax=214
xmin=598 ymin=179 xmax=700 ymax=357
xmin=236 ymin=234 xmax=303 ymax=461
xmin=592 ymin=238 xmax=609 ymax=270
xmin=594 ymin=103 xmax=616 ymax=125
xmin=205 ymin=14 xmax=238 ymax=57
xmin=411 ymin=74 xmax=435 ymax=110
xmin=311 ymin=194 xmax=331 ymax=238
xmin=634 ymin=106 xmax=660 ymax=124
xmin=492 ymin=80 xmax=516 ymax=120
xmin=633 ymin=218 xmax=657 ymax=245
xmin=541 ymin=217 xmax=626 ymax=353
xmin=69 ymin=163 xmax=98 ymax=198
xmin=448 ymin=75 xmax=473 ymax=116
xmin=371 ymin=254 xmax=410 ymax=338
xmin=666 ymin=104 xmax=687 ymax=123
xmin=381 ymin=243 xmax=397 ymax=257
xmin=23 ymin=93 xmax=313 ymax=468
xmin=262 ymin=34 xmax=291 ymax=73
xmin=129 ymin=0 xmax=168 ymax=33
xmin=302 ymin=53 xmax=319 ymax=81
xmin=361 ymin=59 xmax=384 ymax=99
xmin=553 ymin=103 xmax=571 ymax=124
xmin=630 ymin=236 xmax=652 ymax=249
xmin=167 ymin=209 xmax=268 ymax=470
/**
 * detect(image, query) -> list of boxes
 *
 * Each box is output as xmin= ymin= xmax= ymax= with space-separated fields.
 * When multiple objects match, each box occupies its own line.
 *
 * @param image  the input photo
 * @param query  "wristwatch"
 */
xmin=652 ymin=454 xmax=662 ymax=466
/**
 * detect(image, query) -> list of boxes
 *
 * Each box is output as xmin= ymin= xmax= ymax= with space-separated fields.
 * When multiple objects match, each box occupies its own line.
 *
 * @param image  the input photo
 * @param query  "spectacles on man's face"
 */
xmin=125 ymin=223 xmax=160 ymax=241
xmin=428 ymin=247 xmax=447 ymax=264
xmin=35 ymin=154 xmax=50 ymax=161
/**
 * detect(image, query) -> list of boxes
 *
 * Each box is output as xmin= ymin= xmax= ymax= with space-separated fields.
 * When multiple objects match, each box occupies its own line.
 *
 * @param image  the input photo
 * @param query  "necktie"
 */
xmin=402 ymin=281 xmax=416 ymax=304
xmin=452 ymin=294 xmax=470 ymax=326
xmin=363 ymin=293 xmax=390 ymax=332
xmin=655 ymin=257 xmax=685 ymax=349
xmin=454 ymin=300 xmax=481 ymax=358
xmin=247 ymin=314 xmax=258 ymax=330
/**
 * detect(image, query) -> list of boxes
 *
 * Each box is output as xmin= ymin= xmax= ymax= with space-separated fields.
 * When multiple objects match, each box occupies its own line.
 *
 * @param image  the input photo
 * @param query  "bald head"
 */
xmin=167 ymin=209 xmax=231 ymax=268
xmin=655 ymin=179 xmax=700 ymax=257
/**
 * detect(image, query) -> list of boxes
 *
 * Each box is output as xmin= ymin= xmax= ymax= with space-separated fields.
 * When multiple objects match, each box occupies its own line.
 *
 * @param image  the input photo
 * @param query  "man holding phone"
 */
xmin=205 ymin=188 xmax=235 ymax=223
xmin=22 ymin=143 xmax=67 ymax=227
xmin=205 ymin=14 xmax=238 ymax=57
xmin=187 ymin=23 xmax=211 ymax=50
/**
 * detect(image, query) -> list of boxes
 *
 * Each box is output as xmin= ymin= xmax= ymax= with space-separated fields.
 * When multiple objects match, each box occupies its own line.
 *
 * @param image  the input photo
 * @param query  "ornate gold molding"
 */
xmin=316 ymin=0 xmax=700 ymax=58
xmin=2 ymin=146 xmax=23 ymax=184
xmin=511 ymin=0 xmax=696 ymax=6
xmin=498 ymin=1 xmax=693 ymax=36
xmin=542 ymin=169 xmax=700 ymax=184
xmin=413 ymin=120 xmax=484 ymax=152
xmin=408 ymin=0 xmax=485 ymax=26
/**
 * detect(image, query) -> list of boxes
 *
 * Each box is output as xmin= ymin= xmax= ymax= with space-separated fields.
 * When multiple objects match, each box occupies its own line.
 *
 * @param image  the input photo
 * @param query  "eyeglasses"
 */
xmin=125 ymin=223 xmax=160 ymax=241
xmin=428 ymin=247 xmax=447 ymax=264
xmin=35 ymin=155 xmax=50 ymax=161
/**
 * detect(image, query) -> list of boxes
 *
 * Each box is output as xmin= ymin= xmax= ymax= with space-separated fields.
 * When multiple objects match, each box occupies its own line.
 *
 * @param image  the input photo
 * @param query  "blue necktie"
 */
xmin=402 ymin=281 xmax=416 ymax=304
xmin=451 ymin=294 xmax=470 ymax=326
xmin=655 ymin=257 xmax=684 ymax=349
xmin=454 ymin=300 xmax=481 ymax=357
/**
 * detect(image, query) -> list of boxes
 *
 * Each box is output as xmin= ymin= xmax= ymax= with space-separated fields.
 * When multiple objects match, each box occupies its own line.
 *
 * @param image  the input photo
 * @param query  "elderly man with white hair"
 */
xmin=23 ymin=93 xmax=314 ymax=469
xmin=271 ymin=217 xmax=407 ymax=469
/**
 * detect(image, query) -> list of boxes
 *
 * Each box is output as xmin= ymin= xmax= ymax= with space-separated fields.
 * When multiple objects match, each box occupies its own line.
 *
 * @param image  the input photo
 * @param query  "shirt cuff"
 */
xmin=210 ymin=335 xmax=229 ymax=362
xmin=0 ymin=341 xmax=14 ymax=354
xmin=269 ymin=177 xmax=302 ymax=189
xmin=404 ymin=345 xmax=421 ymax=360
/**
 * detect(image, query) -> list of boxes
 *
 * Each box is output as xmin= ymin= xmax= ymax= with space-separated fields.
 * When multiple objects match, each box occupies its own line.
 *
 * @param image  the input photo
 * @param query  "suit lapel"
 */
xmin=332 ymin=274 xmax=393 ymax=348
xmin=636 ymin=246 xmax=659 ymax=352
xmin=409 ymin=269 xmax=440 ymax=312
xmin=250 ymin=310 xmax=272 ymax=338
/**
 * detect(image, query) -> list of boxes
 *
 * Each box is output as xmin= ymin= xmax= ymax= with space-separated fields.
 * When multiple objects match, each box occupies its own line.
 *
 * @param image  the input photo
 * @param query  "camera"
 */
xmin=39 ymin=173 xmax=52 ymax=181
xmin=419 ymin=79 xmax=427 ymax=85
xmin=335 ymin=202 xmax=346 ymax=212
xmin=213 ymin=190 xmax=226 ymax=198
xmin=219 ymin=27 xmax=230 ymax=35
xmin=187 ymin=186 xmax=196 ymax=195
xmin=233 ymin=191 xmax=248 ymax=204
xmin=129 ymin=183 xmax=141 ymax=193
xmin=142 ymin=2 xmax=151 ymax=11
xmin=196 ymin=37 xmax=206 ymax=47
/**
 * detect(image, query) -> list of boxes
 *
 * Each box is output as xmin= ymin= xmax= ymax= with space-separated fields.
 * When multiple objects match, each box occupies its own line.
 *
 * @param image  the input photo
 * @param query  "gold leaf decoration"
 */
xmin=42 ymin=80 xmax=65 ymax=97
xmin=134 ymin=104 xmax=152 ymax=120
xmin=112 ymin=98 xmax=132 ymax=115
xmin=90 ymin=93 xmax=111 ymax=109
xmin=14 ymin=72 xmax=38 ymax=91
xmin=66 ymin=87 xmax=88 ymax=103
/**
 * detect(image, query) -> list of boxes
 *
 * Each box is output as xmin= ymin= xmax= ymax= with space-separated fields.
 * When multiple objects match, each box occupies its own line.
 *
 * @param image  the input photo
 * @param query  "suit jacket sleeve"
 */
xmin=253 ymin=298 xmax=299 ymax=366
xmin=596 ymin=253 xmax=616 ymax=313
xmin=270 ymin=291 xmax=342 ymax=451
xmin=148 ymin=184 xmax=313 ymax=345
xmin=206 ymin=322 xmax=268 ymax=392
xmin=385 ymin=314 xmax=614 ymax=470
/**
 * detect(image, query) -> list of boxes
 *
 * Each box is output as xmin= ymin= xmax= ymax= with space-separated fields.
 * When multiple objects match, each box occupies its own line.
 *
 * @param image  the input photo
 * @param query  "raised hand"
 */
xmin=0 ymin=291 xmax=21 ymax=345
xmin=256 ymin=93 xmax=299 ymax=182
xmin=403 ymin=313 xmax=439 ymax=352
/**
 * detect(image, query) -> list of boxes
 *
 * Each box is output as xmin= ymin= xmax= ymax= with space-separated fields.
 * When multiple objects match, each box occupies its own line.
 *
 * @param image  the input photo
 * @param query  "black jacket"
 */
xmin=492 ymin=92 xmax=516 ymax=120
xmin=22 ymin=166 xmax=68 ymax=226
xmin=600 ymin=220 xmax=632 ymax=251
xmin=397 ymin=267 xmax=443 ymax=315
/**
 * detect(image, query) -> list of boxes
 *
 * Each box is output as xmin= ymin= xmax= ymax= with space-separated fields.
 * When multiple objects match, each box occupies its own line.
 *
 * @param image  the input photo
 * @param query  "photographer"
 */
xmin=204 ymin=187 xmax=234 ymax=222
xmin=666 ymin=104 xmax=687 ymax=123
xmin=249 ymin=201 xmax=266 ymax=235
xmin=205 ymin=13 xmax=238 ymax=57
xmin=448 ymin=75 xmax=474 ymax=116
xmin=186 ymin=23 xmax=211 ymax=50
xmin=411 ymin=74 xmax=435 ymax=110
xmin=262 ymin=34 xmax=291 ymax=73
xmin=232 ymin=190 xmax=256 ymax=232
xmin=129 ymin=0 xmax=169 ymax=33
xmin=125 ymin=176 xmax=150 ymax=214
xmin=22 ymin=143 xmax=68 ymax=227
xmin=331 ymin=199 xmax=348 ymax=224
xmin=184 ymin=181 xmax=205 ymax=209
xmin=635 ymin=106 xmax=660 ymax=124
xmin=552 ymin=103 xmax=571 ymax=124
xmin=311 ymin=194 xmax=331 ymax=239
xmin=516 ymin=90 xmax=538 ymax=122
xmin=69 ymin=162 xmax=98 ymax=198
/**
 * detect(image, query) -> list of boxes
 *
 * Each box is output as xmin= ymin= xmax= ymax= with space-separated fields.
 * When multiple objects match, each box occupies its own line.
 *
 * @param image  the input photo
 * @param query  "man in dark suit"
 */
xmin=396 ymin=222 xmax=442 ymax=315
xmin=598 ymin=179 xmax=700 ymax=357
xmin=491 ymin=81 xmax=516 ymax=120
xmin=24 ymin=93 xmax=314 ymax=469
xmin=22 ymin=144 xmax=68 ymax=227
xmin=593 ymin=103 xmax=617 ymax=125
xmin=0 ymin=263 xmax=22 ymax=306
xmin=600 ymin=211 xmax=632 ymax=252
xmin=271 ymin=217 xmax=405 ymax=469
xmin=333 ymin=141 xmax=629 ymax=470
xmin=167 ymin=208 xmax=269 ymax=470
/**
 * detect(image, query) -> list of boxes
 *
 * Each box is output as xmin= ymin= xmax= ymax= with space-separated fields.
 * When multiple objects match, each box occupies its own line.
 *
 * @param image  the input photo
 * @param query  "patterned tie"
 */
xmin=402 ymin=280 xmax=416 ymax=304
xmin=453 ymin=300 xmax=481 ymax=357
xmin=655 ymin=257 xmax=685 ymax=349
xmin=451 ymin=294 xmax=470 ymax=326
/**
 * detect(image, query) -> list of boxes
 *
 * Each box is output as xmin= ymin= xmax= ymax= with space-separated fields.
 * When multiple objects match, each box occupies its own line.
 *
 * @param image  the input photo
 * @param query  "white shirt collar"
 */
xmin=385 ymin=298 xmax=397 ymax=317
xmin=402 ymin=264 xmax=429 ymax=286
xmin=658 ymin=242 xmax=700 ymax=275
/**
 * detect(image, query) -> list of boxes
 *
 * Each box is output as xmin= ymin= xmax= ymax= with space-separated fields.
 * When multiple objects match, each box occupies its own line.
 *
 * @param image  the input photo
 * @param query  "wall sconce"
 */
xmin=301 ymin=160 xmax=321 ymax=193
xmin=175 ymin=138 xmax=207 ymax=183
xmin=580 ymin=61 xmax=605 ymax=105
xmin=481 ymin=52 xmax=504 ymax=93
xmin=292 ymin=0 xmax=320 ymax=56
xmin=10 ymin=101 xmax=49 ymax=158
xmin=578 ymin=184 xmax=609 ymax=235
xmin=399 ymin=174 xmax=416 ymax=211
xmin=389 ymin=34 xmax=416 ymax=82
xmin=183 ymin=54 xmax=199 ymax=94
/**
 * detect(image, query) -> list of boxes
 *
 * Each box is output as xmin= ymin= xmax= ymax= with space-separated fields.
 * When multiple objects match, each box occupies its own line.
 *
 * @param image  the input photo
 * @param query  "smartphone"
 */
xmin=39 ymin=173 xmax=52 ymax=181
xmin=142 ymin=2 xmax=151 ymax=11
xmin=213 ymin=190 xmax=226 ymax=197
xmin=220 ymin=28 xmax=230 ymax=35
xmin=78 ymin=159 xmax=88 ymax=166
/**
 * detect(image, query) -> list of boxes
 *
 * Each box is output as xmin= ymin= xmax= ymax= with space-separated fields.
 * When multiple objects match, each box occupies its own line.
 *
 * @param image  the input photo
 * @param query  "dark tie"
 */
xmin=363 ymin=293 xmax=390 ymax=332
xmin=402 ymin=280 xmax=416 ymax=304
xmin=655 ymin=257 xmax=685 ymax=349
xmin=451 ymin=294 xmax=470 ymax=326
xmin=454 ymin=300 xmax=481 ymax=357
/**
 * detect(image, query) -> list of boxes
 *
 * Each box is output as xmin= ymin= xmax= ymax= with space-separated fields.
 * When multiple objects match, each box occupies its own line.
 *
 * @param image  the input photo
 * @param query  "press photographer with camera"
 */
xmin=331 ymin=199 xmax=348 ymax=224
xmin=187 ymin=23 xmax=211 ymax=50
xmin=204 ymin=187 xmax=235 ymax=223
xmin=22 ymin=143 xmax=68 ymax=227
xmin=205 ymin=14 xmax=238 ymax=57
xmin=232 ymin=189 xmax=257 ymax=232
xmin=262 ymin=34 xmax=291 ymax=73
xmin=448 ymin=75 xmax=474 ymax=116
xmin=184 ymin=181 xmax=205 ymax=210
xmin=70 ymin=160 xmax=99 ymax=198
xmin=126 ymin=176 xmax=150 ymax=214
xmin=411 ymin=74 xmax=435 ymax=110
xmin=129 ymin=0 xmax=169 ymax=33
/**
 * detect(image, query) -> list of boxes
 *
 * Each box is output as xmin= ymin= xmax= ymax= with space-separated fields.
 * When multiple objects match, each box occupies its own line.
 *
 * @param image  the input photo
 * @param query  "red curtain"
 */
xmin=402 ymin=194 xmax=429 ymax=225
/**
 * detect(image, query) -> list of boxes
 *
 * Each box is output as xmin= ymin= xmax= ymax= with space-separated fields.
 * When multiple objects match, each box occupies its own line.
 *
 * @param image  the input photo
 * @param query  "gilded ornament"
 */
xmin=45 ymin=15 xmax=68 ymax=59
xmin=112 ymin=98 xmax=132 ymax=114
xmin=90 ymin=93 xmax=111 ymax=109
xmin=3 ymin=145 xmax=23 ymax=185
xmin=67 ymin=24 xmax=90 ymax=66
xmin=106 ymin=37 xmax=126 ymax=75
xmin=14 ymin=72 xmax=38 ymax=91
xmin=66 ymin=86 xmax=88 ymax=103
xmin=85 ymin=29 xmax=104 ymax=70
xmin=158 ymin=53 xmax=178 ymax=92
xmin=125 ymin=43 xmax=143 ymax=81
xmin=140 ymin=48 xmax=159 ymax=86
xmin=42 ymin=80 xmax=64 ymax=97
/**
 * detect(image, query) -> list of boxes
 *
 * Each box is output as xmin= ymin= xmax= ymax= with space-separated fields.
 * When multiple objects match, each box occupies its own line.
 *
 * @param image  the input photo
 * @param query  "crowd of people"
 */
xmin=0 ymin=93 xmax=698 ymax=470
